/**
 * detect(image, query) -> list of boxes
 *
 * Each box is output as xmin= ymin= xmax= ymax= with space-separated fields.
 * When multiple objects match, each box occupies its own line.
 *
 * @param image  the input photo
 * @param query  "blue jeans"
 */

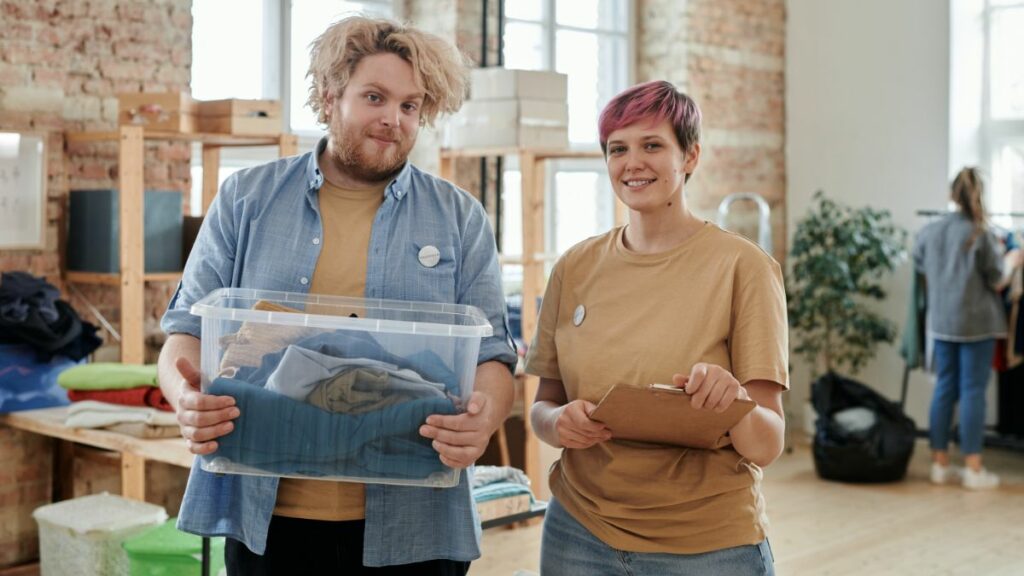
xmin=540 ymin=498 xmax=774 ymax=576
xmin=930 ymin=339 xmax=995 ymax=455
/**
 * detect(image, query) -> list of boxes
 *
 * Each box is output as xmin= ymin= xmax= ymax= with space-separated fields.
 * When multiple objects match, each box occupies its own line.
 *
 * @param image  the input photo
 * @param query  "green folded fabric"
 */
xmin=57 ymin=363 xmax=159 ymax=390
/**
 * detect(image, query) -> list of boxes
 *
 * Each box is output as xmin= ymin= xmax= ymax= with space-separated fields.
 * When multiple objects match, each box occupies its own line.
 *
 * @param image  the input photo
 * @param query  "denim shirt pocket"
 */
xmin=407 ymin=241 xmax=458 ymax=303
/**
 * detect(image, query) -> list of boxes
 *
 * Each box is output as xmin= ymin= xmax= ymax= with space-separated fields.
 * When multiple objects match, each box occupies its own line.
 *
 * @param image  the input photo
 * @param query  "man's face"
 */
xmin=325 ymin=52 xmax=424 ymax=186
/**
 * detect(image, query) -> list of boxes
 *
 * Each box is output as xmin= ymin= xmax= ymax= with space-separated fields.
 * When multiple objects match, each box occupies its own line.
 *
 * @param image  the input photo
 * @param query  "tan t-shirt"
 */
xmin=524 ymin=223 xmax=789 ymax=554
xmin=273 ymin=178 xmax=385 ymax=521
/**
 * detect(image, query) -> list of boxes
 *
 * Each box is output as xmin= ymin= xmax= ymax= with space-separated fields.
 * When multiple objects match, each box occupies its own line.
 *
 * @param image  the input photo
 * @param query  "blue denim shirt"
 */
xmin=161 ymin=138 xmax=517 ymax=565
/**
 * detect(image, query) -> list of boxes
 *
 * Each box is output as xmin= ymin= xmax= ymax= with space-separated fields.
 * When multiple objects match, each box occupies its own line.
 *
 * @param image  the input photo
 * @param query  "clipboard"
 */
xmin=589 ymin=384 xmax=756 ymax=449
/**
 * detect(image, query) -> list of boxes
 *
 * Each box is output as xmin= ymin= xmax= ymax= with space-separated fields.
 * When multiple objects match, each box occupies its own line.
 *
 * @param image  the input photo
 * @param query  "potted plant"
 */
xmin=787 ymin=191 xmax=916 ymax=482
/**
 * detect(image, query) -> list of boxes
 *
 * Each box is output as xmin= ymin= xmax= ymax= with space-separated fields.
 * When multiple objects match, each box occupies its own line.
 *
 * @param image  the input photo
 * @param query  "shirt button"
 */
xmin=300 ymin=277 xmax=309 ymax=285
xmin=312 ymin=237 xmax=320 ymax=245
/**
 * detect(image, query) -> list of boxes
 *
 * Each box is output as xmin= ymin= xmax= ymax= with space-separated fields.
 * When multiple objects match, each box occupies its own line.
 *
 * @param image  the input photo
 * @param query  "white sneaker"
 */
xmin=930 ymin=462 xmax=962 ymax=485
xmin=962 ymin=467 xmax=1000 ymax=490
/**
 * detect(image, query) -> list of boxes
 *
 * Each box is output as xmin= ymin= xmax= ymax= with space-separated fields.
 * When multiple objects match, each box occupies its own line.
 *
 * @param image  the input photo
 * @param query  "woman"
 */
xmin=913 ymin=167 xmax=1017 ymax=490
xmin=525 ymin=80 xmax=788 ymax=575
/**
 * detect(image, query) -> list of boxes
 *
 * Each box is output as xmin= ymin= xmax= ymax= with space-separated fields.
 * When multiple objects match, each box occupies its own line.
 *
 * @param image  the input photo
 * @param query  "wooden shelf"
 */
xmin=66 ymin=271 xmax=183 ymax=286
xmin=66 ymin=129 xmax=287 ymax=147
xmin=64 ymin=125 xmax=298 ymax=363
xmin=440 ymin=146 xmax=604 ymax=161
xmin=439 ymin=145 xmax=626 ymax=502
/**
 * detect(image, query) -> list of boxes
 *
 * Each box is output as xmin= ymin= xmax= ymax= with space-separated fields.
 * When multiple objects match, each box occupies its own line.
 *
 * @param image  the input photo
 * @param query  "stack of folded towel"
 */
xmin=57 ymin=364 xmax=180 ymax=438
xmin=472 ymin=465 xmax=535 ymax=522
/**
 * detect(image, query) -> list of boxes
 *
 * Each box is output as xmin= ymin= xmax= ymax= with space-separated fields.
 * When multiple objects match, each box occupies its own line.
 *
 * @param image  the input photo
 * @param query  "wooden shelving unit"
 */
xmin=439 ymin=146 xmax=626 ymax=493
xmin=64 ymin=125 xmax=298 ymax=364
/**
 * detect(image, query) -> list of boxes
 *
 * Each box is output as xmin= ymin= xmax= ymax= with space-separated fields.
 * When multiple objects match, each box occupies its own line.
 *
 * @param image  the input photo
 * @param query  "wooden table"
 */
xmin=0 ymin=406 xmax=193 ymax=501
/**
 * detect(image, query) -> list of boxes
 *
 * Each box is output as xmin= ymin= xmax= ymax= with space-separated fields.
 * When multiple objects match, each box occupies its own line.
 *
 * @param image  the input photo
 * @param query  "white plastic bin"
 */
xmin=33 ymin=493 xmax=168 ymax=576
xmin=190 ymin=288 xmax=493 ymax=487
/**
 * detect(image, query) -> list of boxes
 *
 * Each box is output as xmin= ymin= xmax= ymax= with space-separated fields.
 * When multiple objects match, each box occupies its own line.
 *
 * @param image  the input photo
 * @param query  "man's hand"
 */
xmin=673 ymin=363 xmax=748 ymax=413
xmin=174 ymin=357 xmax=240 ymax=455
xmin=553 ymin=400 xmax=611 ymax=449
xmin=419 ymin=391 xmax=499 ymax=469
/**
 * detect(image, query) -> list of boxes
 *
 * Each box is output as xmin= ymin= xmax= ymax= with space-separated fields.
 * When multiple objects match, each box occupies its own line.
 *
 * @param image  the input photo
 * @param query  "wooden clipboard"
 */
xmin=589 ymin=384 xmax=756 ymax=449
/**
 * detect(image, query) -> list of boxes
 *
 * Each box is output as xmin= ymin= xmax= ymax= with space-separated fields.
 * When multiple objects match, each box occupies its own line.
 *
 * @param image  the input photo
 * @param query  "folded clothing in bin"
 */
xmin=206 ymin=376 xmax=456 ymax=480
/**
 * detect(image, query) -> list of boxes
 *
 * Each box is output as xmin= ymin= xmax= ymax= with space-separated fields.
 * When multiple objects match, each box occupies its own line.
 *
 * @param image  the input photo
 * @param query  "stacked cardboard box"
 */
xmin=445 ymin=68 xmax=569 ymax=150
xmin=117 ymin=92 xmax=282 ymax=136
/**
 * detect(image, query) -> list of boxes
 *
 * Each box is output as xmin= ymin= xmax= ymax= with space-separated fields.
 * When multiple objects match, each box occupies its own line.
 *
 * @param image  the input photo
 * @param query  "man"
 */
xmin=158 ymin=17 xmax=516 ymax=574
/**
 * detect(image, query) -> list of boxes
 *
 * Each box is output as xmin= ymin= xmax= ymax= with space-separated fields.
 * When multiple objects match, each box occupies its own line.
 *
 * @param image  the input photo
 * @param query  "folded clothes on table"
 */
xmin=57 ymin=363 xmax=158 ymax=391
xmin=65 ymin=400 xmax=179 ymax=429
xmin=67 ymin=386 xmax=173 ymax=411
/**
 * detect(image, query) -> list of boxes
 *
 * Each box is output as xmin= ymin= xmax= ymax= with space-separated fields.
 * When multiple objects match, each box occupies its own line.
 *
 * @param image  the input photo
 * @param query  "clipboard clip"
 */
xmin=649 ymin=383 xmax=686 ymax=393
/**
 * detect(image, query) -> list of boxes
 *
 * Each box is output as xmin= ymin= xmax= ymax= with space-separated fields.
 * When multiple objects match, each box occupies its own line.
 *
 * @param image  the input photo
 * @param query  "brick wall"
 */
xmin=639 ymin=0 xmax=786 ymax=260
xmin=0 ymin=0 xmax=191 ymax=566
xmin=0 ymin=0 xmax=192 ymax=361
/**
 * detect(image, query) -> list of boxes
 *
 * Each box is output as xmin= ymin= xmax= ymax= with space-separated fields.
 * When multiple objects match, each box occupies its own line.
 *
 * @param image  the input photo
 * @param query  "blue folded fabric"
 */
xmin=471 ymin=481 xmax=534 ymax=504
xmin=235 ymin=330 xmax=461 ymax=396
xmin=204 ymin=377 xmax=457 ymax=481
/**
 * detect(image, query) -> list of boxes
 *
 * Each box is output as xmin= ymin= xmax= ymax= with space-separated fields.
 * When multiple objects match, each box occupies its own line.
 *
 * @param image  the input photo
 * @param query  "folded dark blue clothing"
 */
xmin=205 ymin=377 xmax=458 ymax=481
xmin=235 ymin=330 xmax=461 ymax=395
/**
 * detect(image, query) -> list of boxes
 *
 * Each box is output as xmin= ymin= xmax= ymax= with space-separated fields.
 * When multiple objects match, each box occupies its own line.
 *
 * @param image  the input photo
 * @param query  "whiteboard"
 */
xmin=0 ymin=132 xmax=46 ymax=249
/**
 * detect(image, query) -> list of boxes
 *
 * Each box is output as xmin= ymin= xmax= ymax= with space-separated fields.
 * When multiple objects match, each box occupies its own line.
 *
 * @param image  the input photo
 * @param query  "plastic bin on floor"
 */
xmin=33 ymin=493 xmax=168 ymax=576
xmin=123 ymin=518 xmax=225 ymax=576
xmin=191 ymin=288 xmax=493 ymax=488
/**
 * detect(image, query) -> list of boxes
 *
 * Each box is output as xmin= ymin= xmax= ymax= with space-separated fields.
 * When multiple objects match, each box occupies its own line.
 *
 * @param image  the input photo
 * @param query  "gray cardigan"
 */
xmin=912 ymin=212 xmax=1007 ymax=341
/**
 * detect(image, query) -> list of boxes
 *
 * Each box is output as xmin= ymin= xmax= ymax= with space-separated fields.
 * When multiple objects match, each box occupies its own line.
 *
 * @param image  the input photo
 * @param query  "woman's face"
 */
xmin=605 ymin=118 xmax=699 ymax=214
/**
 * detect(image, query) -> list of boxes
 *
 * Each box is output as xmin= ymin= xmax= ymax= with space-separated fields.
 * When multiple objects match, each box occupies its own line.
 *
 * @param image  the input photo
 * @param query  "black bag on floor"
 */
xmin=812 ymin=372 xmax=917 ymax=483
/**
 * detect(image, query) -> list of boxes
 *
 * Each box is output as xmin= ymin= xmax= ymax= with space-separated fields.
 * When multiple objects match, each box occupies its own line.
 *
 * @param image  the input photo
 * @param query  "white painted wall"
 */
xmin=786 ymin=0 xmax=955 ymax=427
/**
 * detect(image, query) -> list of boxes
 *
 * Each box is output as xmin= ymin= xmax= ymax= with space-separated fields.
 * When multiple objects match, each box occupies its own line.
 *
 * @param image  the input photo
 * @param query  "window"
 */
xmin=952 ymin=0 xmax=1024 ymax=218
xmin=189 ymin=0 xmax=396 ymax=214
xmin=986 ymin=1 xmax=1024 ymax=214
xmin=500 ymin=0 xmax=632 ymax=258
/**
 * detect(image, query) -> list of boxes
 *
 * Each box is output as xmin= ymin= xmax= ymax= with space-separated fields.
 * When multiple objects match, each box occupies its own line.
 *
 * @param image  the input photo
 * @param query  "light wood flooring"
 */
xmin=472 ymin=437 xmax=1024 ymax=575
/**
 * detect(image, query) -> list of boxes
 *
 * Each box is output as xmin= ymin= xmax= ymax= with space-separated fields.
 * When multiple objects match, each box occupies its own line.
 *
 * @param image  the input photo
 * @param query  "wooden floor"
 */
xmin=473 ymin=437 xmax=1024 ymax=575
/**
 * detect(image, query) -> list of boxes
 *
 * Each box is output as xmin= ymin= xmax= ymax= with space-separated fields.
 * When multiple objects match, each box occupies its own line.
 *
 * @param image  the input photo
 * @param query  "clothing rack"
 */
xmin=916 ymin=209 xmax=1024 ymax=218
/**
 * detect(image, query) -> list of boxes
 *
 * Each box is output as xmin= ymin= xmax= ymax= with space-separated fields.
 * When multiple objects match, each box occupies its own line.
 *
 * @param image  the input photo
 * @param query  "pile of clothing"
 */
xmin=472 ymin=465 xmax=535 ymax=522
xmin=58 ymin=363 xmax=179 ymax=438
xmin=0 ymin=272 xmax=101 ymax=412
xmin=204 ymin=319 xmax=462 ymax=484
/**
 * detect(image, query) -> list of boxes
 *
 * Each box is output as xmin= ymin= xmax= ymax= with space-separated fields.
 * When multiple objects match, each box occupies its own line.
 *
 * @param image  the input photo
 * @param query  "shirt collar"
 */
xmin=307 ymin=137 xmax=413 ymax=201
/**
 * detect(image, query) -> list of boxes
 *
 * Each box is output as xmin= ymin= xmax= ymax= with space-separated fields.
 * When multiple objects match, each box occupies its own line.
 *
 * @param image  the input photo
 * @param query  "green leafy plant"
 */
xmin=787 ymin=191 xmax=907 ymax=377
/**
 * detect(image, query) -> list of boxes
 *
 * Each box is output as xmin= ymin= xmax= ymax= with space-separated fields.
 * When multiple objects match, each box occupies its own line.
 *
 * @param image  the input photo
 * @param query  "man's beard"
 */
xmin=328 ymin=120 xmax=411 ymax=184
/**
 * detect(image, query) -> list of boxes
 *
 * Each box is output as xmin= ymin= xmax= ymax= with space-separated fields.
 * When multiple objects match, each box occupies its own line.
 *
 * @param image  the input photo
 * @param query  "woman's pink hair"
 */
xmin=598 ymin=80 xmax=702 ymax=156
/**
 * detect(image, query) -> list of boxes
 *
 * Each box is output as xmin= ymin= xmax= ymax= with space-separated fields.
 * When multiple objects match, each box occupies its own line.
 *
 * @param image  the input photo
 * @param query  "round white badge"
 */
xmin=573 ymin=304 xmax=586 ymax=326
xmin=418 ymin=245 xmax=441 ymax=268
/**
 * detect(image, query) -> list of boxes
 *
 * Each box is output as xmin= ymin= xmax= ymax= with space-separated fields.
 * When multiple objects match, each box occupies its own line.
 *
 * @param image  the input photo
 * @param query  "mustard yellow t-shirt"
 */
xmin=524 ymin=223 xmax=789 ymax=554
xmin=273 ymin=178 xmax=385 ymax=521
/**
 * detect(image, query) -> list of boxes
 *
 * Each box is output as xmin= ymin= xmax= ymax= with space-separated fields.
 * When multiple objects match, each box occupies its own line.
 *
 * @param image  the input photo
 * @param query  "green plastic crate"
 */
xmin=122 ymin=519 xmax=225 ymax=576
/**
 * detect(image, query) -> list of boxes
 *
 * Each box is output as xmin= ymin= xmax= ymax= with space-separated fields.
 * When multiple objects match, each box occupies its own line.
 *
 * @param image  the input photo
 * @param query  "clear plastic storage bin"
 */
xmin=33 ymin=493 xmax=168 ymax=576
xmin=191 ymin=288 xmax=493 ymax=488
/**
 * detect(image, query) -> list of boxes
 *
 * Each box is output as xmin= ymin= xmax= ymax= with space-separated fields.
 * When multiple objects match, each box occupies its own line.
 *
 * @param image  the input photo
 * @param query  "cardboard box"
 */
xmin=445 ymin=99 xmax=569 ymax=149
xmin=197 ymin=99 xmax=282 ymax=136
xmin=118 ymin=92 xmax=197 ymax=133
xmin=470 ymin=68 xmax=568 ymax=101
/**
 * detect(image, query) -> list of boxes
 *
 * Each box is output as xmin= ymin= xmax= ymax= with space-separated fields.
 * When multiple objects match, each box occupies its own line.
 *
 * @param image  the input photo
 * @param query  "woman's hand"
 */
xmin=554 ymin=400 xmax=613 ymax=449
xmin=672 ymin=363 xmax=749 ymax=413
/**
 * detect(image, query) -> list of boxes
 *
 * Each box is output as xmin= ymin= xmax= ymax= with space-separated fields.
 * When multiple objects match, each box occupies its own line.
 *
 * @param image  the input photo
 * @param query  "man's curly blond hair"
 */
xmin=307 ymin=16 xmax=469 ymax=128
